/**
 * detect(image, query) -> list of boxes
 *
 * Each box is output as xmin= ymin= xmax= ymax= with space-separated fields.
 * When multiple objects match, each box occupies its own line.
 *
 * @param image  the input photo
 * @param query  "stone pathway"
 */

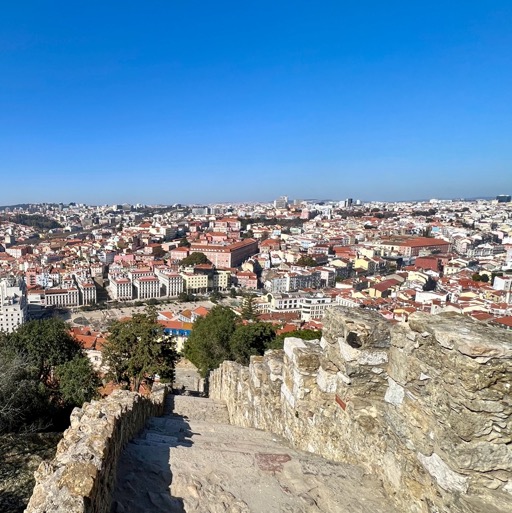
xmin=111 ymin=395 xmax=397 ymax=513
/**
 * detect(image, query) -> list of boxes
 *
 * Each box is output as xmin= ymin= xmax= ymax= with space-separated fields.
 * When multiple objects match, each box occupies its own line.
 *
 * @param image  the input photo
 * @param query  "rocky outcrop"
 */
xmin=24 ymin=385 xmax=168 ymax=513
xmin=210 ymin=308 xmax=512 ymax=513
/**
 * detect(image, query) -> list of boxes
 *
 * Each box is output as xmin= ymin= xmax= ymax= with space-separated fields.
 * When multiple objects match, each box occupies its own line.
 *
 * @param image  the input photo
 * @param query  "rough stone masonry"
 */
xmin=210 ymin=307 xmax=512 ymax=513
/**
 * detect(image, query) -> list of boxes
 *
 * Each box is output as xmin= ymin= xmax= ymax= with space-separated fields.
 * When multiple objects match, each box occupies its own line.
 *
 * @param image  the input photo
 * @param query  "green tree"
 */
xmin=229 ymin=322 xmax=276 ymax=365
xmin=241 ymin=294 xmax=257 ymax=321
xmin=4 ymin=318 xmax=82 ymax=384
xmin=472 ymin=273 xmax=482 ymax=282
xmin=209 ymin=290 xmax=223 ymax=303
xmin=152 ymin=245 xmax=166 ymax=258
xmin=296 ymin=255 xmax=318 ymax=267
xmin=268 ymin=329 xmax=322 ymax=350
xmin=422 ymin=276 xmax=437 ymax=292
xmin=480 ymin=274 xmax=490 ymax=283
xmin=0 ymin=319 xmax=100 ymax=432
xmin=178 ymin=237 xmax=191 ymax=248
xmin=103 ymin=307 xmax=178 ymax=391
xmin=55 ymin=355 xmax=100 ymax=406
xmin=183 ymin=306 xmax=238 ymax=377
xmin=178 ymin=291 xmax=195 ymax=302
xmin=180 ymin=252 xmax=211 ymax=266
xmin=0 ymin=348 xmax=47 ymax=433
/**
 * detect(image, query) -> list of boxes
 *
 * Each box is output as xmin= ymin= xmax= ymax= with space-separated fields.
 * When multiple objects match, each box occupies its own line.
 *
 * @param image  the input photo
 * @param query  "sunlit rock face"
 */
xmin=210 ymin=307 xmax=512 ymax=513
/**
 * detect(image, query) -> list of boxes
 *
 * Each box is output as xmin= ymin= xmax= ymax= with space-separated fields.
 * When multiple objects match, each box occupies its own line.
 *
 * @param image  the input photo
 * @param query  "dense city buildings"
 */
xmin=0 ymin=195 xmax=511 ymax=330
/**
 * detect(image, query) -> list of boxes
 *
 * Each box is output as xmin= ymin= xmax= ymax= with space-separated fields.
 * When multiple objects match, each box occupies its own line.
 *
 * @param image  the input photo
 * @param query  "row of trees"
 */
xmin=183 ymin=305 xmax=321 ymax=377
xmin=0 ymin=307 xmax=179 ymax=434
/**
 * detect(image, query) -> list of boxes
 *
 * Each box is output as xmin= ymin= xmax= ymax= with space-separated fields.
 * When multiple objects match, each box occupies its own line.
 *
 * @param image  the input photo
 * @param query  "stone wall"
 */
xmin=25 ymin=385 xmax=168 ymax=513
xmin=210 ymin=308 xmax=512 ymax=513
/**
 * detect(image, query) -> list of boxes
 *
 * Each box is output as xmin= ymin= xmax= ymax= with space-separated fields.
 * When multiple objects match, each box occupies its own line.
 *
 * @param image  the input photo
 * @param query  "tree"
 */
xmin=296 ymin=255 xmax=318 ymax=267
xmin=178 ymin=291 xmax=195 ymax=302
xmin=241 ymin=294 xmax=257 ymax=321
xmin=0 ymin=319 xmax=99 ymax=433
xmin=178 ymin=237 xmax=191 ymax=248
xmin=480 ymin=274 xmax=490 ymax=283
xmin=4 ymin=318 xmax=82 ymax=384
xmin=472 ymin=273 xmax=482 ymax=282
xmin=229 ymin=323 xmax=276 ymax=365
xmin=152 ymin=246 xmax=166 ymax=258
xmin=55 ymin=355 xmax=100 ymax=406
xmin=422 ymin=276 xmax=437 ymax=292
xmin=183 ymin=306 xmax=238 ymax=377
xmin=180 ymin=252 xmax=211 ymax=267
xmin=268 ymin=329 xmax=322 ymax=350
xmin=0 ymin=349 xmax=46 ymax=433
xmin=103 ymin=307 xmax=178 ymax=391
xmin=209 ymin=290 xmax=223 ymax=303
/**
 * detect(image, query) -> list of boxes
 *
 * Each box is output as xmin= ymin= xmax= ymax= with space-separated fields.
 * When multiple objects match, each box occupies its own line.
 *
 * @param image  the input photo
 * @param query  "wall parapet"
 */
xmin=210 ymin=308 xmax=512 ymax=513
xmin=25 ymin=385 xmax=168 ymax=513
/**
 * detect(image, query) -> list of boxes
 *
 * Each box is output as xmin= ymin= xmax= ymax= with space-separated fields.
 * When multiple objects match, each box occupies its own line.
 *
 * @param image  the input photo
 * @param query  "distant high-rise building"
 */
xmin=191 ymin=206 xmax=210 ymax=215
xmin=344 ymin=198 xmax=353 ymax=208
xmin=274 ymin=196 xmax=289 ymax=209
xmin=496 ymin=194 xmax=511 ymax=203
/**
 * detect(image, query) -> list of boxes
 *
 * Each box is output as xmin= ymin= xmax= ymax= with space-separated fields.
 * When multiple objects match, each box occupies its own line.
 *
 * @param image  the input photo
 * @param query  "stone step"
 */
xmin=112 ymin=395 xmax=398 ymax=513
xmin=166 ymin=394 xmax=230 ymax=423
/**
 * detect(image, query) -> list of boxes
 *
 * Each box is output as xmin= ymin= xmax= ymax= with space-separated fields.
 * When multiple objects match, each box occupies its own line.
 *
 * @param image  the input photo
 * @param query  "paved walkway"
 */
xmin=111 ymin=395 xmax=397 ymax=513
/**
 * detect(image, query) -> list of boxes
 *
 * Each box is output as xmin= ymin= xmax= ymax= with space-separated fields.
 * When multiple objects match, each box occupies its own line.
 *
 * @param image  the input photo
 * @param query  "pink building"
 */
xmin=189 ymin=239 xmax=258 ymax=268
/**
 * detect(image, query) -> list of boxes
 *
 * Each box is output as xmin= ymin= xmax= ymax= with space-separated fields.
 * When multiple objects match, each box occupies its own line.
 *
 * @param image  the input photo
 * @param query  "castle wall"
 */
xmin=25 ymin=385 xmax=168 ymax=513
xmin=210 ymin=308 xmax=512 ymax=513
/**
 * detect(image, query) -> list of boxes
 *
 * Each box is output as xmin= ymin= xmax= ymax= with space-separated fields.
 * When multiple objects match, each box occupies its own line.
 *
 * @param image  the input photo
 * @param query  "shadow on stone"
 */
xmin=110 ymin=395 xmax=193 ymax=513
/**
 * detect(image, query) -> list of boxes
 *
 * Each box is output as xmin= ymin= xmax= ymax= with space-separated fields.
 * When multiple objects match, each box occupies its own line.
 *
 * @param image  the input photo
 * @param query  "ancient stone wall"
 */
xmin=24 ymin=385 xmax=168 ymax=513
xmin=210 ymin=308 xmax=512 ymax=513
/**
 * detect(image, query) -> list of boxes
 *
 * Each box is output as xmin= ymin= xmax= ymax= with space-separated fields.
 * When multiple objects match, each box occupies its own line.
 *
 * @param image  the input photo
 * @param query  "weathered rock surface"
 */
xmin=210 ymin=308 xmax=512 ymax=513
xmin=112 ymin=394 xmax=397 ymax=513
xmin=24 ymin=385 xmax=168 ymax=513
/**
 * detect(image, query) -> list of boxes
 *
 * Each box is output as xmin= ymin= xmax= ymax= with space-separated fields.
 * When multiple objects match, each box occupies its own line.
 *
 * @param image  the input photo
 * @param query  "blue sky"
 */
xmin=1 ymin=1 xmax=511 ymax=205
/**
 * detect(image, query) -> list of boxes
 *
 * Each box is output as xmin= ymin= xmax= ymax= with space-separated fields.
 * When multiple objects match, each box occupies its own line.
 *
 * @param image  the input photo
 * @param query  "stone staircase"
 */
xmin=111 ymin=394 xmax=397 ymax=513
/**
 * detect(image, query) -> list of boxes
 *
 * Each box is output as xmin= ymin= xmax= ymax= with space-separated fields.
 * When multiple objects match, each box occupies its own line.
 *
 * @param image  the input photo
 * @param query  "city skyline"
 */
xmin=1 ymin=2 xmax=511 ymax=205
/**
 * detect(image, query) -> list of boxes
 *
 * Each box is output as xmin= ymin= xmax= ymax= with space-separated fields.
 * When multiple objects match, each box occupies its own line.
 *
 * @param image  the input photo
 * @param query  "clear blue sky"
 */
xmin=1 ymin=1 xmax=511 ymax=205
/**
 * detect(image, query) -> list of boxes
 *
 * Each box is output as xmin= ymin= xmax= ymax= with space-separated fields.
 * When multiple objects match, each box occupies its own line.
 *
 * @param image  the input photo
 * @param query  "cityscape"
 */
xmin=2 ymin=193 xmax=512 ymax=341
xmin=2 ymin=2 xmax=512 ymax=512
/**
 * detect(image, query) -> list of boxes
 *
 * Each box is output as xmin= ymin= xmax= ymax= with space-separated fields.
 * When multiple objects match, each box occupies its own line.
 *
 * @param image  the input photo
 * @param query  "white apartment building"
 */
xmin=300 ymin=294 xmax=333 ymax=321
xmin=45 ymin=287 xmax=79 ymax=307
xmin=0 ymin=277 xmax=28 ymax=333
xmin=133 ymin=275 xmax=160 ymax=300
xmin=265 ymin=292 xmax=333 ymax=320
xmin=155 ymin=268 xmax=184 ymax=297
xmin=109 ymin=276 xmax=133 ymax=301
xmin=75 ymin=276 xmax=97 ymax=305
